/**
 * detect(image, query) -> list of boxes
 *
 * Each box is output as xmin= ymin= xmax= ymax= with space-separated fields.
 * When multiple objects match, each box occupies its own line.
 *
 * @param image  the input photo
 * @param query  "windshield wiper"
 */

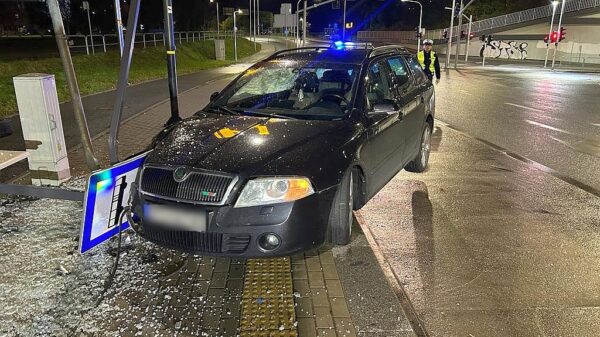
xmin=241 ymin=109 xmax=295 ymax=120
xmin=204 ymin=105 xmax=238 ymax=116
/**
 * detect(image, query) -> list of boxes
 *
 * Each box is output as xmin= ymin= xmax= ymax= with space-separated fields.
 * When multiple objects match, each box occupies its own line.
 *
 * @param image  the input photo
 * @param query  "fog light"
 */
xmin=258 ymin=233 xmax=281 ymax=251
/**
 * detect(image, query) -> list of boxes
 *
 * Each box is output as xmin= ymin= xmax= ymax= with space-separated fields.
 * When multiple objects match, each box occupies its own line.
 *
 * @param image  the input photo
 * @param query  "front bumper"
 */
xmin=129 ymin=182 xmax=337 ymax=257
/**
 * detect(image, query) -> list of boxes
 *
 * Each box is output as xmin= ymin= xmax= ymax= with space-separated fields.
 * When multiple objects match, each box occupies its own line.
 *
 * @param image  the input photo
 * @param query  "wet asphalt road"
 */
xmin=358 ymin=65 xmax=600 ymax=336
xmin=435 ymin=65 xmax=600 ymax=193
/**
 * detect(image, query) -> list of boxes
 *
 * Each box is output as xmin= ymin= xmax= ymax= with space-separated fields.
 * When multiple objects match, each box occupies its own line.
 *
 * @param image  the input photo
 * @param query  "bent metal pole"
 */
xmin=108 ymin=0 xmax=141 ymax=164
xmin=163 ymin=0 xmax=182 ymax=126
xmin=47 ymin=0 xmax=99 ymax=171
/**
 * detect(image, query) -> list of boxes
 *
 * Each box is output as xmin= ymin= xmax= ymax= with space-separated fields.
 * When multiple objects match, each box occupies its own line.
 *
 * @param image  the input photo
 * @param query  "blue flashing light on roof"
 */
xmin=332 ymin=41 xmax=358 ymax=50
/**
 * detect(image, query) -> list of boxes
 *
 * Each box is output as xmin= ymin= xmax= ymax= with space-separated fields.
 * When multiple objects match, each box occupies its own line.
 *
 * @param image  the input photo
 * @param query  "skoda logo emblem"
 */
xmin=173 ymin=167 xmax=188 ymax=182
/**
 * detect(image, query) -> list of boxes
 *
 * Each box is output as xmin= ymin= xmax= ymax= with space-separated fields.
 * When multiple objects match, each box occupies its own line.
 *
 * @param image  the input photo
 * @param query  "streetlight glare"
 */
xmin=552 ymin=0 xmax=559 ymax=6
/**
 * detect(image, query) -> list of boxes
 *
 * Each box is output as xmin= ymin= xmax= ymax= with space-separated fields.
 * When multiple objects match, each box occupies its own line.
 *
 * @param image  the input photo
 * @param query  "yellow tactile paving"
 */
xmin=241 ymin=258 xmax=297 ymax=336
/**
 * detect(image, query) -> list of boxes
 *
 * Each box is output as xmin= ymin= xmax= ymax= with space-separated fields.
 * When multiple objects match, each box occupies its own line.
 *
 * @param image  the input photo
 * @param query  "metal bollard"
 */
xmin=143 ymin=33 xmax=146 ymax=48
xmin=102 ymin=35 xmax=106 ymax=53
xmin=84 ymin=35 xmax=89 ymax=55
xmin=153 ymin=33 xmax=157 ymax=46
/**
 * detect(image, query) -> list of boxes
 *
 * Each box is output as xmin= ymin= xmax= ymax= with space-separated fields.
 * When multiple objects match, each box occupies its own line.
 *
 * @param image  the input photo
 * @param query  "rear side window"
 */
xmin=386 ymin=57 xmax=411 ymax=90
xmin=405 ymin=56 xmax=429 ymax=85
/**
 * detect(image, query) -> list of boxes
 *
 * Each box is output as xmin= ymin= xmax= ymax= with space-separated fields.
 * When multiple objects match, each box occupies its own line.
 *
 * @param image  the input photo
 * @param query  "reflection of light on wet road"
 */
xmin=504 ymin=102 xmax=545 ymax=113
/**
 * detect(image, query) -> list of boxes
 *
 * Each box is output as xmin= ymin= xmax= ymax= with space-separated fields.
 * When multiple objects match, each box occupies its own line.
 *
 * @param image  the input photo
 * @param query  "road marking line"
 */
xmin=459 ymin=90 xmax=473 ymax=96
xmin=504 ymin=103 xmax=545 ymax=113
xmin=592 ymin=123 xmax=600 ymax=127
xmin=525 ymin=119 xmax=574 ymax=135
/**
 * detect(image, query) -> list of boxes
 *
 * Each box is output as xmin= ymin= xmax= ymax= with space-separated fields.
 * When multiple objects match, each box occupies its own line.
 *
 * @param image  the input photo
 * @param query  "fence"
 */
xmin=69 ymin=30 xmax=238 ymax=55
xmin=358 ymin=0 xmax=600 ymax=42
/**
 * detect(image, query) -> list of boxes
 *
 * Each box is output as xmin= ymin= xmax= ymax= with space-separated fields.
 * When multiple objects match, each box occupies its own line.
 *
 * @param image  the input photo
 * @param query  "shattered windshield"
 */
xmin=210 ymin=59 xmax=360 ymax=120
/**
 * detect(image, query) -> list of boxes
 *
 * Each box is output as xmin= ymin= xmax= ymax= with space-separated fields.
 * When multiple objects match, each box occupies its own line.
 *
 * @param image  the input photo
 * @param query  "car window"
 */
xmin=365 ymin=60 xmax=393 ymax=110
xmin=405 ymin=56 xmax=429 ymax=85
xmin=386 ymin=57 xmax=411 ymax=90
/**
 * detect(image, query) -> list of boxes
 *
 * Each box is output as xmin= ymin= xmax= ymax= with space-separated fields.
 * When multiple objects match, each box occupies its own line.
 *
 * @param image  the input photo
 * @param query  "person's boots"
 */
xmin=0 ymin=119 xmax=13 ymax=138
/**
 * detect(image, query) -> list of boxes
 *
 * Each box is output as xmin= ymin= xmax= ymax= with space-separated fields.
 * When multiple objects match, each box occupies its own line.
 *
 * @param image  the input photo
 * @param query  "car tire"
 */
xmin=328 ymin=169 xmax=354 ymax=245
xmin=405 ymin=122 xmax=432 ymax=173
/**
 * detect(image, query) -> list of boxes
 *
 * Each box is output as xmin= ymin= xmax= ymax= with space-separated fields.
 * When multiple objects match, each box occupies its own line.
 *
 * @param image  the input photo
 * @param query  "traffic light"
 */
xmin=415 ymin=26 xmax=422 ymax=39
xmin=543 ymin=34 xmax=549 ymax=44
xmin=443 ymin=29 xmax=448 ymax=40
xmin=469 ymin=32 xmax=475 ymax=40
xmin=460 ymin=30 xmax=466 ymax=39
xmin=550 ymin=31 xmax=558 ymax=43
xmin=454 ymin=0 xmax=461 ymax=17
xmin=559 ymin=26 xmax=566 ymax=42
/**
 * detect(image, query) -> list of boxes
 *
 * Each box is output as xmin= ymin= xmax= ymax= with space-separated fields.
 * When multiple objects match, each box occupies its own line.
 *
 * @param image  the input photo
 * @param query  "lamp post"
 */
xmin=544 ymin=0 xmax=559 ymax=68
xmin=234 ymin=9 xmax=242 ymax=61
xmin=82 ymin=1 xmax=94 ymax=54
xmin=401 ymin=0 xmax=422 ymax=52
xmin=296 ymin=0 xmax=302 ymax=45
xmin=464 ymin=13 xmax=472 ymax=62
xmin=551 ymin=0 xmax=566 ymax=70
xmin=210 ymin=0 xmax=220 ymax=36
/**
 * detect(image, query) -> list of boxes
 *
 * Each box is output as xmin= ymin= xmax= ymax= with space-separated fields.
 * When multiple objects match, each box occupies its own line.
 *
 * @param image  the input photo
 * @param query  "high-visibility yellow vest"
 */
xmin=417 ymin=50 xmax=436 ymax=73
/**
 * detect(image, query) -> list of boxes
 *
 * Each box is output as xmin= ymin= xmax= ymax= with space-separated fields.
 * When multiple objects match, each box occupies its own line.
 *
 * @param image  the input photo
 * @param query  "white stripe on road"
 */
xmin=525 ymin=120 xmax=574 ymax=135
xmin=592 ymin=123 xmax=600 ymax=127
xmin=505 ymin=103 xmax=545 ymax=114
xmin=459 ymin=90 xmax=473 ymax=96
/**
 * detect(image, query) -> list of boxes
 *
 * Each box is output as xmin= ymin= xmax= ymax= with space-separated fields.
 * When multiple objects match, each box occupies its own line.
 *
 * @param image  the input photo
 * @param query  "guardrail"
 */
xmin=359 ymin=0 xmax=600 ymax=42
xmin=69 ymin=30 xmax=238 ymax=55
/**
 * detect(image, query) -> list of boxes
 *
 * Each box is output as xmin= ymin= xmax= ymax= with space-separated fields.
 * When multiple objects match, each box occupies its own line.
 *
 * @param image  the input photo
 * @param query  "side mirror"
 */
xmin=210 ymin=91 xmax=220 ymax=102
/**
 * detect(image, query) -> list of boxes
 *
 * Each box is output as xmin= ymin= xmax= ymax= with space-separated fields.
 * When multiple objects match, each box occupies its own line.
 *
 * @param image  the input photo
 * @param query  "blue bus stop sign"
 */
xmin=79 ymin=151 xmax=148 ymax=254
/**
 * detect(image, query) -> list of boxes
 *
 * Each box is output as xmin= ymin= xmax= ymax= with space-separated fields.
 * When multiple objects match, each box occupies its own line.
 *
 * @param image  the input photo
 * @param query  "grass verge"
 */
xmin=0 ymin=38 xmax=259 ymax=118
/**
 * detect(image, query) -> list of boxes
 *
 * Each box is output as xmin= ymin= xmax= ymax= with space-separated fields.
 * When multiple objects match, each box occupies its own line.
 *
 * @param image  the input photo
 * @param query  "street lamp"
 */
xmin=233 ymin=9 xmax=242 ymax=61
xmin=210 ymin=0 xmax=220 ymax=36
xmin=401 ymin=0 xmax=423 ymax=52
xmin=544 ymin=0 xmax=559 ymax=68
xmin=296 ymin=0 xmax=302 ymax=45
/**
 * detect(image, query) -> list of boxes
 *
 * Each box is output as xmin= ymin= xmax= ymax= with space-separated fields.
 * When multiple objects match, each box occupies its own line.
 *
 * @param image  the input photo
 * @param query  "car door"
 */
xmin=360 ymin=58 xmax=410 ymax=198
xmin=402 ymin=56 xmax=429 ymax=160
xmin=385 ymin=56 xmax=417 ymax=165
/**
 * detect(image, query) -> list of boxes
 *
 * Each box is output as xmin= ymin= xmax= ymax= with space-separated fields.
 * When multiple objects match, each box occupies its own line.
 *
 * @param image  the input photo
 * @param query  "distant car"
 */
xmin=128 ymin=42 xmax=435 ymax=257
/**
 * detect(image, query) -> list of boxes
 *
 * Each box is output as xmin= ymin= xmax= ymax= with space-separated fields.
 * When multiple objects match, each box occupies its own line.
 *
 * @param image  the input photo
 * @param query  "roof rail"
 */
xmin=368 ymin=44 xmax=409 ymax=57
xmin=266 ymin=46 xmax=331 ymax=60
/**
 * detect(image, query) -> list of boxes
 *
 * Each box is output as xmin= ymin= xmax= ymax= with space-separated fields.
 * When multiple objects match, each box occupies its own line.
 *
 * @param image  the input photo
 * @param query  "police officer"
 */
xmin=417 ymin=39 xmax=441 ymax=84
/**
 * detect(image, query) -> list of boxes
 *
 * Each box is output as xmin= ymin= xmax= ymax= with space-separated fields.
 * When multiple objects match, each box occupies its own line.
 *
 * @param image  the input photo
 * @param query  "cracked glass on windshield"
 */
xmin=211 ymin=60 xmax=359 ymax=120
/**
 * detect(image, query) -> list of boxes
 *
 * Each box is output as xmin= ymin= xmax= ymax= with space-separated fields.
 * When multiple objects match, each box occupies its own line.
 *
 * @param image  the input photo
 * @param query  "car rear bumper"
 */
xmin=129 ymin=183 xmax=337 ymax=257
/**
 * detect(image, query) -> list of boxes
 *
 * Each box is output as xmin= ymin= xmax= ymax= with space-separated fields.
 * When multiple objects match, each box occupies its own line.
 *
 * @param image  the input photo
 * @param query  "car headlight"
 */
xmin=234 ymin=177 xmax=315 ymax=208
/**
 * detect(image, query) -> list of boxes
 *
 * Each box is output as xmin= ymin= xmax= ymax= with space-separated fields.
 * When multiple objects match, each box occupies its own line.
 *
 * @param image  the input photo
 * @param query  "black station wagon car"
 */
xmin=128 ymin=43 xmax=435 ymax=257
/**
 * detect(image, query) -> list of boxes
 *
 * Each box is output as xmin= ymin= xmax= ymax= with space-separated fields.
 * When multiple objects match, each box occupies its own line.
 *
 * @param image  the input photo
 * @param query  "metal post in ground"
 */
xmin=342 ymin=0 xmax=347 ymax=41
xmin=47 ymin=0 xmax=99 ymax=171
xmin=234 ymin=10 xmax=240 ymax=61
xmin=113 ymin=0 xmax=125 ymax=55
xmin=163 ymin=0 xmax=182 ymax=126
xmin=551 ymin=0 xmax=566 ymax=70
xmin=545 ymin=1 xmax=559 ymax=68
xmin=303 ymin=0 xmax=307 ymax=47
xmin=257 ymin=0 xmax=261 ymax=37
xmin=102 ymin=35 xmax=106 ymax=52
xmin=446 ymin=0 xmax=456 ymax=68
xmin=454 ymin=0 xmax=463 ymax=69
xmin=464 ymin=14 xmax=472 ymax=62
xmin=83 ymin=1 xmax=95 ymax=54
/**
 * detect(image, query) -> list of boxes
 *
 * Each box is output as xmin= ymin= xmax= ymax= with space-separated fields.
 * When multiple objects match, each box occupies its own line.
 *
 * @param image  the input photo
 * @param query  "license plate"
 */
xmin=144 ymin=204 xmax=206 ymax=232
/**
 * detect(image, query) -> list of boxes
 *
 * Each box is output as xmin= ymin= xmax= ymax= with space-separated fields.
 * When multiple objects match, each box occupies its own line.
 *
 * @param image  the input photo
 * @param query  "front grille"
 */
xmin=144 ymin=225 xmax=223 ymax=253
xmin=142 ymin=224 xmax=251 ymax=254
xmin=140 ymin=166 xmax=236 ymax=204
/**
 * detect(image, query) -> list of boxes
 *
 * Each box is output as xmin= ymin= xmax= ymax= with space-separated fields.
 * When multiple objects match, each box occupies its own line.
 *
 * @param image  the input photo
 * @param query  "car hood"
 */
xmin=146 ymin=113 xmax=354 ymax=177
